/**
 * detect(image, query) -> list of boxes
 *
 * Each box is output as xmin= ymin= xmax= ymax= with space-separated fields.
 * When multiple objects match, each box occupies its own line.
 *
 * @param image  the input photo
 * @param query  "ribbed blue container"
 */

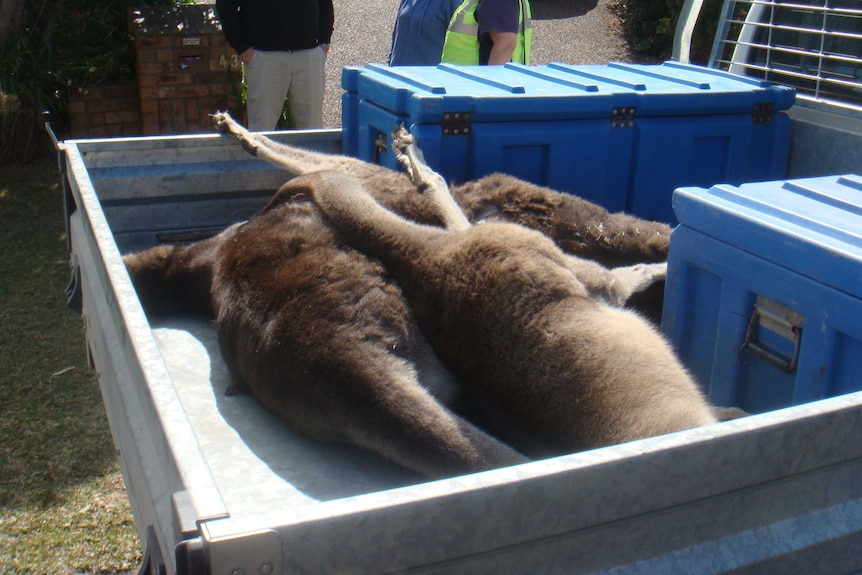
xmin=341 ymin=61 xmax=795 ymax=223
xmin=662 ymin=173 xmax=862 ymax=412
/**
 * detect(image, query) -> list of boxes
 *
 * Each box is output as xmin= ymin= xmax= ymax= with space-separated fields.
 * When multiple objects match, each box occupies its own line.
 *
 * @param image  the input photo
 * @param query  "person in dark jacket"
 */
xmin=216 ymin=0 xmax=334 ymax=130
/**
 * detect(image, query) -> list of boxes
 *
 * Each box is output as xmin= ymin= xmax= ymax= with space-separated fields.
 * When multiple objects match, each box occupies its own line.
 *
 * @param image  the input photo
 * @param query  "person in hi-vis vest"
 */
xmin=441 ymin=0 xmax=531 ymax=65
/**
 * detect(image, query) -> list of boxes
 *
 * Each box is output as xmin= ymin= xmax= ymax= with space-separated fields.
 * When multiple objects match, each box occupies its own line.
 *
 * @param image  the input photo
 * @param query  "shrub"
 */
xmin=0 ymin=0 xmax=192 ymax=164
xmin=610 ymin=0 xmax=724 ymax=64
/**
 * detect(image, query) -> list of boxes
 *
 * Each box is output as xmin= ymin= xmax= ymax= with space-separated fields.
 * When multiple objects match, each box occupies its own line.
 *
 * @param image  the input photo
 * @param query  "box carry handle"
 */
xmin=740 ymin=296 xmax=803 ymax=372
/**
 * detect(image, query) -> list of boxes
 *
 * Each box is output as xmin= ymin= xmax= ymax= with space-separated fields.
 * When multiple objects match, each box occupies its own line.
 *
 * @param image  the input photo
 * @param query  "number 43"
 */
xmin=219 ymin=53 xmax=240 ymax=69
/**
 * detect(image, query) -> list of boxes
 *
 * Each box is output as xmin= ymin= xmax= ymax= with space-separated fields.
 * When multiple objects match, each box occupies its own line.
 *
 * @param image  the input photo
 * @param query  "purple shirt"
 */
xmin=476 ymin=0 xmax=520 ymax=64
xmin=476 ymin=0 xmax=520 ymax=35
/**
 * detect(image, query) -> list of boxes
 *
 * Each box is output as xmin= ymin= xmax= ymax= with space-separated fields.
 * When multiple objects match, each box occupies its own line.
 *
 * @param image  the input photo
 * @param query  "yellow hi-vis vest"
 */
xmin=441 ymin=0 xmax=532 ymax=65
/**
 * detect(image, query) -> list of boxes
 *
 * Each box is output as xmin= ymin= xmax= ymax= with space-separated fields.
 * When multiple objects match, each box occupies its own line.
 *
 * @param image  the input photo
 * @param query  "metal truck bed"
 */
xmin=60 ymin=129 xmax=862 ymax=575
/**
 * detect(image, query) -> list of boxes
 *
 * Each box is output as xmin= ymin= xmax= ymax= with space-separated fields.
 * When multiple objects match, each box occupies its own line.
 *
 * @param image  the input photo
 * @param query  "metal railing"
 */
xmin=706 ymin=0 xmax=862 ymax=111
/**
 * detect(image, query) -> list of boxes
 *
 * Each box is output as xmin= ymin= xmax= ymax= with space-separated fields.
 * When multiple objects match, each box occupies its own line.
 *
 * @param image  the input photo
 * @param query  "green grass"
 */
xmin=0 ymin=157 xmax=141 ymax=575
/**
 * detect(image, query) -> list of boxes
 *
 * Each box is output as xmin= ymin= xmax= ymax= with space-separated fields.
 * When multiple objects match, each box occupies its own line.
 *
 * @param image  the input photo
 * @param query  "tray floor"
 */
xmin=150 ymin=315 xmax=423 ymax=517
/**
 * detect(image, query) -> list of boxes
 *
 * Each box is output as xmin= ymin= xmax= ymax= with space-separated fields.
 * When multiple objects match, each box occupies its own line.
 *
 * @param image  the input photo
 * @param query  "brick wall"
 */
xmin=67 ymin=84 xmax=141 ymax=139
xmin=64 ymin=6 xmax=242 ymax=139
xmin=131 ymin=6 xmax=243 ymax=135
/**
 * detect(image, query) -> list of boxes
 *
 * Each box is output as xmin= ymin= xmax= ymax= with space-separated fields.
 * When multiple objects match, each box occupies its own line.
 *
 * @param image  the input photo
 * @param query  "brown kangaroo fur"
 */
xmin=214 ymin=112 xmax=672 ymax=322
xmin=305 ymin=170 xmax=717 ymax=457
xmin=123 ymin=117 xmax=688 ymax=475
xmin=125 ymin=182 xmax=527 ymax=479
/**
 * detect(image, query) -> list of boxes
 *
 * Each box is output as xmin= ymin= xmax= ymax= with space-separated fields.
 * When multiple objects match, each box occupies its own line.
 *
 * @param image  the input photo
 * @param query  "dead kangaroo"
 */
xmin=124 ymin=118 xmax=692 ymax=476
xmin=125 ymin=183 xmax=526 ymax=479
xmin=305 ymin=170 xmax=718 ymax=457
xmin=213 ymin=112 xmax=672 ymax=270
xmin=214 ymin=112 xmax=672 ymax=322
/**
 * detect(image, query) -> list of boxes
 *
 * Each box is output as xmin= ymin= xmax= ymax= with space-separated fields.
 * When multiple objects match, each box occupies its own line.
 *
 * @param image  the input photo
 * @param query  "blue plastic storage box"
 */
xmin=341 ymin=61 xmax=795 ymax=223
xmin=661 ymin=173 xmax=862 ymax=413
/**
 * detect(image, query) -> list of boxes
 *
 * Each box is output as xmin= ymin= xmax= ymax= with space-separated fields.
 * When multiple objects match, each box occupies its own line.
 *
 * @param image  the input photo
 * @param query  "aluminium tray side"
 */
xmin=64 ymin=142 xmax=231 ymax=575
xmin=66 ymin=130 xmax=342 ymax=254
xmin=199 ymin=395 xmax=862 ymax=574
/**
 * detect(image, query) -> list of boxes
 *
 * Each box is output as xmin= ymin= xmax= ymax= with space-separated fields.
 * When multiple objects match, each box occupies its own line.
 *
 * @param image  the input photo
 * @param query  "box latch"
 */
xmin=740 ymin=296 xmax=803 ymax=372
xmin=373 ymin=131 xmax=388 ymax=163
xmin=442 ymin=112 xmax=472 ymax=136
xmin=752 ymin=102 xmax=774 ymax=124
xmin=611 ymin=107 xmax=636 ymax=129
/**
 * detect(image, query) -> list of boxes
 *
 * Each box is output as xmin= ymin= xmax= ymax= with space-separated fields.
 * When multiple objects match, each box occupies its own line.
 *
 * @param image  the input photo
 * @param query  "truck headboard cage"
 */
xmin=709 ymin=0 xmax=862 ymax=111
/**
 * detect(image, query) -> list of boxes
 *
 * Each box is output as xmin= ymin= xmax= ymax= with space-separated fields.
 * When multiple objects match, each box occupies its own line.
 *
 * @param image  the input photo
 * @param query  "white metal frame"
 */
xmin=676 ymin=0 xmax=862 ymax=113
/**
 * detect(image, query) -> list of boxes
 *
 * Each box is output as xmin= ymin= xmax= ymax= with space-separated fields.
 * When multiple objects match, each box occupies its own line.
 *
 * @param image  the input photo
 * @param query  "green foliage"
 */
xmin=0 ymin=34 xmax=59 ymax=162
xmin=609 ymin=0 xmax=723 ymax=63
xmin=43 ymin=0 xmax=138 ymax=87
xmin=0 ymin=0 xmax=193 ymax=164
xmin=276 ymin=104 xmax=296 ymax=130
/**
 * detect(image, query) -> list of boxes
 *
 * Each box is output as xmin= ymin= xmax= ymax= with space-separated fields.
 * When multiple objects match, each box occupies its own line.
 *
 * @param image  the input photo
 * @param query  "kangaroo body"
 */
xmin=307 ymin=171 xmax=717 ymax=456
xmin=122 ymin=119 xmax=699 ymax=474
xmin=126 ymin=182 xmax=526 ymax=478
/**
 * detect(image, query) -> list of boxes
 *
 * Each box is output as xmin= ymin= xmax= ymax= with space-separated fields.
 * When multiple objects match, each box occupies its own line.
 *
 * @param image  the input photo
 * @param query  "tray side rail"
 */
xmin=64 ymin=142 xmax=232 ymax=574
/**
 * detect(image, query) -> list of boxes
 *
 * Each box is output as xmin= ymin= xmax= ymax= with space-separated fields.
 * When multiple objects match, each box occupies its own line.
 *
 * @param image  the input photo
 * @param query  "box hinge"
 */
xmin=740 ymin=296 xmax=803 ymax=372
xmin=611 ymin=107 xmax=636 ymax=129
xmin=442 ymin=111 xmax=472 ymax=136
xmin=752 ymin=102 xmax=774 ymax=124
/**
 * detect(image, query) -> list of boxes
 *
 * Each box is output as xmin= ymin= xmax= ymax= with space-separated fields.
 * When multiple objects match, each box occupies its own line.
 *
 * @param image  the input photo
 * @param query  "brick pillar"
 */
xmin=130 ymin=5 xmax=243 ymax=135
xmin=67 ymin=84 xmax=142 ymax=138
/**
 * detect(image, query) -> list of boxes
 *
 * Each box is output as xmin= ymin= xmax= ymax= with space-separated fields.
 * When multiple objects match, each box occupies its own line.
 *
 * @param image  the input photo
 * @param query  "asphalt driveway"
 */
xmin=321 ymin=0 xmax=645 ymax=127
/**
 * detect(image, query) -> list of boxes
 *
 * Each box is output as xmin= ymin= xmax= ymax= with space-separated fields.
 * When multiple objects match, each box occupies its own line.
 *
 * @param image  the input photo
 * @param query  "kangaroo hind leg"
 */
xmin=278 ymin=343 xmax=527 ymax=478
xmin=213 ymin=111 xmax=332 ymax=175
xmin=391 ymin=126 xmax=471 ymax=231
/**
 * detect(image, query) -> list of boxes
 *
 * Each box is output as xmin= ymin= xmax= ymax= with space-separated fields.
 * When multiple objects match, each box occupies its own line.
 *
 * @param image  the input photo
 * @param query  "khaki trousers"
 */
xmin=244 ymin=47 xmax=326 ymax=131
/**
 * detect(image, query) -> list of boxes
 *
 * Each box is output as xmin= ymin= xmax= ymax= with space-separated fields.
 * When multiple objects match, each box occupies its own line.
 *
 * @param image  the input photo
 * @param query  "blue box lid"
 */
xmin=341 ymin=61 xmax=795 ymax=124
xmin=673 ymin=174 xmax=862 ymax=298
